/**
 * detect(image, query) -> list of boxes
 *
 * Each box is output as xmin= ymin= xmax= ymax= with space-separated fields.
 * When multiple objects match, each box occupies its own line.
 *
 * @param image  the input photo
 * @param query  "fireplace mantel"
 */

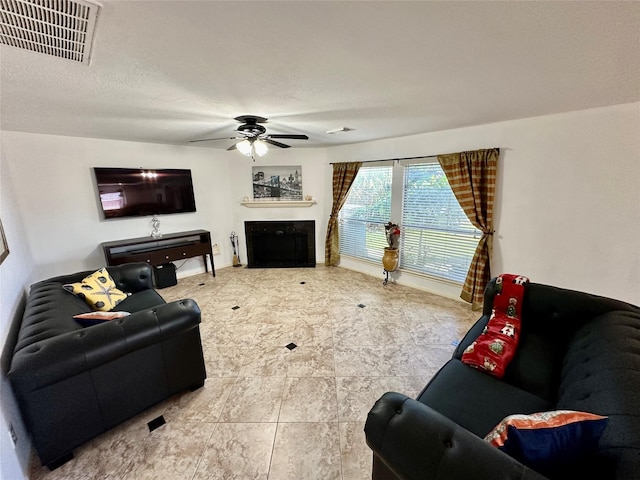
xmin=241 ymin=200 xmax=316 ymax=208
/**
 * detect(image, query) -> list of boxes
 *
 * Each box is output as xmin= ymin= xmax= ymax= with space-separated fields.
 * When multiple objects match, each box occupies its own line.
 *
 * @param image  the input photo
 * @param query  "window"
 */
xmin=339 ymin=160 xmax=479 ymax=284
xmin=338 ymin=165 xmax=392 ymax=262
xmin=400 ymin=163 xmax=479 ymax=283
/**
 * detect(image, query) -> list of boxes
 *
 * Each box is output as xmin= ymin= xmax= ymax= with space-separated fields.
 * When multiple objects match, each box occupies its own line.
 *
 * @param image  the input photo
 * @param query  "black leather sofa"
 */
xmin=365 ymin=279 xmax=640 ymax=480
xmin=8 ymin=263 xmax=206 ymax=469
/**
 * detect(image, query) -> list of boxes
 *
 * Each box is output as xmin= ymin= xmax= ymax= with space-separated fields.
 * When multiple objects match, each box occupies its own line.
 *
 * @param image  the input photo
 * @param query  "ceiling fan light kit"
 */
xmin=237 ymin=138 xmax=268 ymax=158
xmin=253 ymin=139 xmax=268 ymax=156
xmin=236 ymin=139 xmax=253 ymax=156
xmin=190 ymin=115 xmax=309 ymax=159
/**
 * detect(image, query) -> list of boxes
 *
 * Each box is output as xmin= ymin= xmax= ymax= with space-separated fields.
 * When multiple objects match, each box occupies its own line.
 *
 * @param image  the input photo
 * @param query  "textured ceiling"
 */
xmin=1 ymin=1 xmax=639 ymax=149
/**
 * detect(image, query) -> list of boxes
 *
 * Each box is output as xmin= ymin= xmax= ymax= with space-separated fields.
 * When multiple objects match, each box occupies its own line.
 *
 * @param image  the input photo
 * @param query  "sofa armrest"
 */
xmin=9 ymin=299 xmax=201 ymax=393
xmin=365 ymin=392 xmax=548 ymax=480
xmin=452 ymin=314 xmax=490 ymax=359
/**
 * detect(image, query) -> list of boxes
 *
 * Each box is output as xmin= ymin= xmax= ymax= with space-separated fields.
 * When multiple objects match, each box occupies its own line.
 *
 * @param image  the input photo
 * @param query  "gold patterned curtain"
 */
xmin=325 ymin=162 xmax=362 ymax=265
xmin=437 ymin=148 xmax=499 ymax=309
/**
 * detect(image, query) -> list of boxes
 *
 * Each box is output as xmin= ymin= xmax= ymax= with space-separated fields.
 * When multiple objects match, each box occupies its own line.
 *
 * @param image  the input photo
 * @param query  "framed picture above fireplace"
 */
xmin=252 ymin=166 xmax=302 ymax=201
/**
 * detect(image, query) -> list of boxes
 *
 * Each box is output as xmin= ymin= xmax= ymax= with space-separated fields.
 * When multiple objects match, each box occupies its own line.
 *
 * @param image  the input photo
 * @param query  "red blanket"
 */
xmin=461 ymin=274 xmax=529 ymax=378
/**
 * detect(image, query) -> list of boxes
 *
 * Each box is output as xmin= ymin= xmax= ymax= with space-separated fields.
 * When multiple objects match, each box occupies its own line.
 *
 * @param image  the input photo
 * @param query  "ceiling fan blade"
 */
xmin=227 ymin=143 xmax=238 ymax=151
xmin=263 ymin=138 xmax=291 ymax=149
xmin=268 ymin=134 xmax=309 ymax=140
xmin=189 ymin=136 xmax=238 ymax=143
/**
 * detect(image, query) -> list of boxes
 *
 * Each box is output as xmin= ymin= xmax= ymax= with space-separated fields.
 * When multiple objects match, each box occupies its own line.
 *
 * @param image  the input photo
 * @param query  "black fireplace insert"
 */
xmin=245 ymin=220 xmax=315 ymax=268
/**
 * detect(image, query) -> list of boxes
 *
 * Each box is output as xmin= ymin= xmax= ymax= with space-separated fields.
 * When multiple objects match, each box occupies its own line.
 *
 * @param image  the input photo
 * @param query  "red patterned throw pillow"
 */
xmin=461 ymin=273 xmax=529 ymax=378
xmin=73 ymin=311 xmax=130 ymax=327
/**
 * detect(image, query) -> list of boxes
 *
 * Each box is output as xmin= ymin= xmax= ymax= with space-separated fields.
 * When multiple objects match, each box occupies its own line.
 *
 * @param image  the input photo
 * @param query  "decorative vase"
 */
xmin=382 ymin=247 xmax=399 ymax=272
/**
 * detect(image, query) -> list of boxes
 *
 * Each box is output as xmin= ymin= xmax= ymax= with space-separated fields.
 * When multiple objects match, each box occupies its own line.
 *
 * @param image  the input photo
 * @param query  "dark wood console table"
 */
xmin=101 ymin=229 xmax=215 ymax=276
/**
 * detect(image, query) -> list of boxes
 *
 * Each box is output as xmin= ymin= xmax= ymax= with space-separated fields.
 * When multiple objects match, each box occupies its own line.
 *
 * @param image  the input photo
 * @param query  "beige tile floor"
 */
xmin=29 ymin=265 xmax=478 ymax=480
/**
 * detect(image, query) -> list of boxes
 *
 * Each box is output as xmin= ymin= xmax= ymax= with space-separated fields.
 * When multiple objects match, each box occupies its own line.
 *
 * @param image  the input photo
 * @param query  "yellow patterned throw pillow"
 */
xmin=63 ymin=268 xmax=129 ymax=311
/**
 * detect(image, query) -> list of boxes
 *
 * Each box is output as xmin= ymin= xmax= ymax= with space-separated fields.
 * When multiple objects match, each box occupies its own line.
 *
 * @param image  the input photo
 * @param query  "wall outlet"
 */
xmin=212 ymin=243 xmax=220 ymax=255
xmin=8 ymin=424 xmax=17 ymax=448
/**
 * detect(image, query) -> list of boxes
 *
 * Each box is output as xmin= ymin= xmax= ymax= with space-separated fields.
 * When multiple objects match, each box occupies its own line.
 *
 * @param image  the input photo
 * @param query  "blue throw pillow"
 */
xmin=484 ymin=410 xmax=608 ymax=473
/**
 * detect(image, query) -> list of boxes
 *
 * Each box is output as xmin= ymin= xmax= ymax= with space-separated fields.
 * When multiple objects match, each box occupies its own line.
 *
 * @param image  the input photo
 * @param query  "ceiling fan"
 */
xmin=190 ymin=115 xmax=309 ymax=160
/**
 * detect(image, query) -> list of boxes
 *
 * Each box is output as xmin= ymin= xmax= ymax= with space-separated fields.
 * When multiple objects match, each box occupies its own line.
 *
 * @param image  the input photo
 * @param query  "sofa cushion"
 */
xmin=63 ymin=268 xmax=129 ymax=311
xmin=456 ymin=318 xmax=563 ymax=404
xmin=484 ymin=410 xmax=608 ymax=476
xmin=417 ymin=359 xmax=553 ymax=437
xmin=115 ymin=289 xmax=165 ymax=312
xmin=503 ymin=331 xmax=563 ymax=404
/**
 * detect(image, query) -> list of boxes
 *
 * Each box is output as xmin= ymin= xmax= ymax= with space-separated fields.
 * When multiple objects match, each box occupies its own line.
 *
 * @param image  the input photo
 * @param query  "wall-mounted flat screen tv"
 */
xmin=94 ymin=167 xmax=197 ymax=219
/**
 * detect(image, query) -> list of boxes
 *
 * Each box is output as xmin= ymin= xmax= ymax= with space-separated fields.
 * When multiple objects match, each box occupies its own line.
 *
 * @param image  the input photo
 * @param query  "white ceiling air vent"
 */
xmin=0 ymin=0 xmax=100 ymax=64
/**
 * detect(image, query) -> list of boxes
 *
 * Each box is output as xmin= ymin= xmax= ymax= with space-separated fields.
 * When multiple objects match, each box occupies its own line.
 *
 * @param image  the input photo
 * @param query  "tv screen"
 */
xmin=94 ymin=167 xmax=197 ymax=219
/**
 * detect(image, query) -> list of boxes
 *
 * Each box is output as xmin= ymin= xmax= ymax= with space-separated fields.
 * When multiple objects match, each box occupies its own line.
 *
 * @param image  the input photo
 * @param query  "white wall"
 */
xmin=1 ymin=135 xmax=35 ymax=480
xmin=327 ymin=102 xmax=640 ymax=306
xmin=227 ymin=147 xmax=331 ymax=264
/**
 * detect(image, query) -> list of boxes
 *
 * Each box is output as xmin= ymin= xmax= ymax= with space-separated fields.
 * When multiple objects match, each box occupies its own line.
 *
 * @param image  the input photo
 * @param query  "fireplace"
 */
xmin=245 ymin=220 xmax=315 ymax=268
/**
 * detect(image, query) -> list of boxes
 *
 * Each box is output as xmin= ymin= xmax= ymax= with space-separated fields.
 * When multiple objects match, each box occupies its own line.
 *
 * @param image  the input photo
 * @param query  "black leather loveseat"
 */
xmin=365 ymin=278 xmax=640 ymax=480
xmin=8 ymin=263 xmax=206 ymax=469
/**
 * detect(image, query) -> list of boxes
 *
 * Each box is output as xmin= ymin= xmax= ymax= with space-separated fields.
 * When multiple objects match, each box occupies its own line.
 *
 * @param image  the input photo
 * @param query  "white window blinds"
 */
xmin=339 ymin=165 xmax=392 ymax=262
xmin=400 ymin=163 xmax=480 ymax=283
